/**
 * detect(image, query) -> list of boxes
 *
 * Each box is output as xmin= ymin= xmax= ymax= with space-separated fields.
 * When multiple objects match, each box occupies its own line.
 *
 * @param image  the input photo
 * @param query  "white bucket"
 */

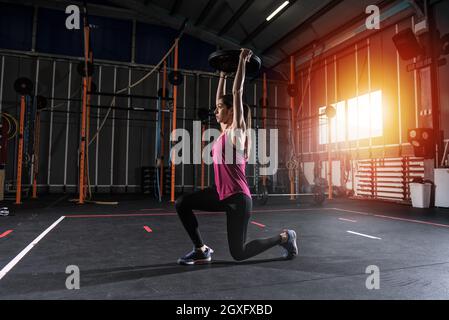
xmin=410 ymin=183 xmax=432 ymax=208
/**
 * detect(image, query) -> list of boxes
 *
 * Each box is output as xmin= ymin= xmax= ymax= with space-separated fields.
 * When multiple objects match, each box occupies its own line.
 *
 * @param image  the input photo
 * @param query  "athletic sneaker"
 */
xmin=177 ymin=246 xmax=214 ymax=265
xmin=280 ymin=229 xmax=298 ymax=259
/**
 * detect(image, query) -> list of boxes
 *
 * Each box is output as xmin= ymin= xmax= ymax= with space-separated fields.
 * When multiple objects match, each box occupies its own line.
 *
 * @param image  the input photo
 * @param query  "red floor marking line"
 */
xmin=66 ymin=208 xmax=327 ymax=219
xmin=66 ymin=212 xmax=224 ymax=218
xmin=338 ymin=218 xmax=357 ymax=223
xmin=251 ymin=221 xmax=266 ymax=228
xmin=373 ymin=214 xmax=449 ymax=229
xmin=66 ymin=212 xmax=177 ymax=218
xmin=140 ymin=208 xmax=164 ymax=211
xmin=0 ymin=230 xmax=13 ymax=238
xmin=143 ymin=226 xmax=153 ymax=233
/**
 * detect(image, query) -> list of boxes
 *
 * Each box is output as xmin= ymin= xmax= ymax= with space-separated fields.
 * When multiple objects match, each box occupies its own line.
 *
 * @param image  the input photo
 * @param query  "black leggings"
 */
xmin=175 ymin=187 xmax=282 ymax=261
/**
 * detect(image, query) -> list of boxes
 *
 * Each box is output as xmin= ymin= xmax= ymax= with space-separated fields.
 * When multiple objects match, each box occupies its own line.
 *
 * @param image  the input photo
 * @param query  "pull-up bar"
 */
xmin=87 ymin=91 xmax=173 ymax=101
xmin=40 ymin=104 xmax=171 ymax=113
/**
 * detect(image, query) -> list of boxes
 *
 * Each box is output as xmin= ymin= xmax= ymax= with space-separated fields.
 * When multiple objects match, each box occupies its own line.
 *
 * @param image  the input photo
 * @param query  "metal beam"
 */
xmin=241 ymin=0 xmax=298 ymax=46
xmin=194 ymin=0 xmax=217 ymax=27
xmin=218 ymin=0 xmax=255 ymax=36
xmin=170 ymin=0 xmax=182 ymax=16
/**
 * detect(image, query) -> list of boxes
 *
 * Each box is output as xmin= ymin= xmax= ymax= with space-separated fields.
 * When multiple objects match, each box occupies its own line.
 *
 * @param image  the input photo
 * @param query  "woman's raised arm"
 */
xmin=232 ymin=48 xmax=252 ymax=129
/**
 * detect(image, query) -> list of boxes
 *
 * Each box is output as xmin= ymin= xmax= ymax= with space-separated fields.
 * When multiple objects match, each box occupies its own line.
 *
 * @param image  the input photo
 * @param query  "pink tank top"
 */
xmin=212 ymin=129 xmax=252 ymax=201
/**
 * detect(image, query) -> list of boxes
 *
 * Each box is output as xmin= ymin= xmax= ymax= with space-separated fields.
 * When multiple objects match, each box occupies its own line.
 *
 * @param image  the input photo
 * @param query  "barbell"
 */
xmin=255 ymin=184 xmax=326 ymax=206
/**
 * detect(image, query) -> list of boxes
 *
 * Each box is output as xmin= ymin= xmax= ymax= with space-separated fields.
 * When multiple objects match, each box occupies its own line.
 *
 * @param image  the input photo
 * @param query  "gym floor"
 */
xmin=1 ymin=195 xmax=448 ymax=300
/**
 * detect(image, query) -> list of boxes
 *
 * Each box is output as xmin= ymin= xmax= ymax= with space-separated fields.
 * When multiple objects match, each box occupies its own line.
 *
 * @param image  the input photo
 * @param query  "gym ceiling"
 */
xmin=16 ymin=0 xmax=398 ymax=70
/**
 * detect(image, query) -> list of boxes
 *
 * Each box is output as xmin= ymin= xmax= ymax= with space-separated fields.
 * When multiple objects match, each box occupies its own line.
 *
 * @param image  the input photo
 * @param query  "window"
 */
xmin=319 ymin=90 xmax=383 ymax=144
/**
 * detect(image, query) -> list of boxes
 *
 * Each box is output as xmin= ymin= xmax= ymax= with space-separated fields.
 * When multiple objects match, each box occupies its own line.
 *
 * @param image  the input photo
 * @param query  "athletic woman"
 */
xmin=176 ymin=48 xmax=297 ymax=265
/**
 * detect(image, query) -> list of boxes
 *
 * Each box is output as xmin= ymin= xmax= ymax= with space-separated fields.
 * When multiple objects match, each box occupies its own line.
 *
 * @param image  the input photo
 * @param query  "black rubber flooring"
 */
xmin=1 ymin=194 xmax=449 ymax=299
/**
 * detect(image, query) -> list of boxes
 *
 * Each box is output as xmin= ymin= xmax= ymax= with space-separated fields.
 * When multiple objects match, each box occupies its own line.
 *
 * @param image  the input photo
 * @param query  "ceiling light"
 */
xmin=266 ymin=1 xmax=290 ymax=21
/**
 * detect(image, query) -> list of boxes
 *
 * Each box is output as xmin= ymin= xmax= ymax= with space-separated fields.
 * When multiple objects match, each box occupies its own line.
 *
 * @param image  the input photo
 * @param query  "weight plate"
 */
xmin=208 ymin=50 xmax=262 ymax=76
xmin=14 ymin=77 xmax=33 ymax=95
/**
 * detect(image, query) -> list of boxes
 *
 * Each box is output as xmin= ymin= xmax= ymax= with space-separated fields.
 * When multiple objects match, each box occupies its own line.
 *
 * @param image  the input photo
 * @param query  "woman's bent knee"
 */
xmin=229 ymin=247 xmax=246 ymax=261
xmin=175 ymin=195 xmax=187 ymax=213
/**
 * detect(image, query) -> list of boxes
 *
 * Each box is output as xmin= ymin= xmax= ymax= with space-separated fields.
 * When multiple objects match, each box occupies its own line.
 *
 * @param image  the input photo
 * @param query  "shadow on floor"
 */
xmin=80 ymin=257 xmax=288 ymax=286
